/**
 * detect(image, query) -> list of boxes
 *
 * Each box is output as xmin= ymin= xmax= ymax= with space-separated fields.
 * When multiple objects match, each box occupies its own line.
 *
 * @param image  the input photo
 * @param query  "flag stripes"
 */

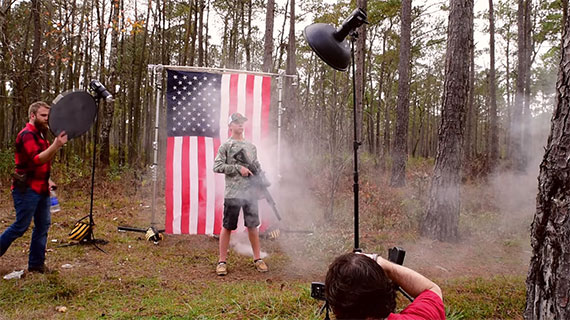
xmin=165 ymin=70 xmax=272 ymax=235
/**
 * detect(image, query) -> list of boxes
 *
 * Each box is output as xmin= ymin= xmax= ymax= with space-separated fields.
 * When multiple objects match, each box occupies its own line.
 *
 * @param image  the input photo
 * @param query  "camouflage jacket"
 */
xmin=213 ymin=138 xmax=261 ymax=199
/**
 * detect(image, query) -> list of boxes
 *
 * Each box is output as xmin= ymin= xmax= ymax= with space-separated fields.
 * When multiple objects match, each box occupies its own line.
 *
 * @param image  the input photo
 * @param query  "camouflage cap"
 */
xmin=228 ymin=112 xmax=248 ymax=124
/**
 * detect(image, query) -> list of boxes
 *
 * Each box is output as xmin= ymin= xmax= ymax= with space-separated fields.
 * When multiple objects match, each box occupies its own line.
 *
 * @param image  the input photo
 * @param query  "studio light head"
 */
xmin=89 ymin=80 xmax=114 ymax=102
xmin=303 ymin=8 xmax=368 ymax=71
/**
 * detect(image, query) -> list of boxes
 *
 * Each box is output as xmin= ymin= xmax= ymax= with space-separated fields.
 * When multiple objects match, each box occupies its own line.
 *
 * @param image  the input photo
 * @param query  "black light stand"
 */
xmin=304 ymin=8 xmax=368 ymax=252
xmin=350 ymin=33 xmax=360 ymax=252
xmin=67 ymin=80 xmax=114 ymax=251
xmin=79 ymin=94 xmax=108 ymax=252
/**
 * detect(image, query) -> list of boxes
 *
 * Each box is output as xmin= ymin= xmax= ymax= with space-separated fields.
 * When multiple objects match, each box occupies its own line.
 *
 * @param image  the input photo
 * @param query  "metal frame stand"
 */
xmin=135 ymin=64 xmax=297 ymax=237
xmin=118 ymin=66 xmax=165 ymax=242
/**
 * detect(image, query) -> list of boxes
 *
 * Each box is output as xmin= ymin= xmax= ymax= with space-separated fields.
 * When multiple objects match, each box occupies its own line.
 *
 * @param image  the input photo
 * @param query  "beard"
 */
xmin=34 ymin=118 xmax=49 ymax=134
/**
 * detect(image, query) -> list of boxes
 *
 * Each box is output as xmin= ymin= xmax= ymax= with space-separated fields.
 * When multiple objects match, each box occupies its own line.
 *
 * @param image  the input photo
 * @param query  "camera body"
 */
xmin=311 ymin=247 xmax=406 ymax=301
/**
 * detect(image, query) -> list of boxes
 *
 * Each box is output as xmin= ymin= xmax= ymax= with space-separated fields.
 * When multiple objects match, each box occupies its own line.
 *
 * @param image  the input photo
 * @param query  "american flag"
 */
xmin=165 ymin=69 xmax=272 ymax=235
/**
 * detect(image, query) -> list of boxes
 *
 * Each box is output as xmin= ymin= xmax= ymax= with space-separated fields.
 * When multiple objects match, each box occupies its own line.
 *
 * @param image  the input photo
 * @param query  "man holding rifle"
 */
xmin=213 ymin=112 xmax=268 ymax=276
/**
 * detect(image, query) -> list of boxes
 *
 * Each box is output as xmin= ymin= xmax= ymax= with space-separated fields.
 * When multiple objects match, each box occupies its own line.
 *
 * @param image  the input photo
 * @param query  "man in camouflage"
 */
xmin=213 ymin=112 xmax=268 ymax=276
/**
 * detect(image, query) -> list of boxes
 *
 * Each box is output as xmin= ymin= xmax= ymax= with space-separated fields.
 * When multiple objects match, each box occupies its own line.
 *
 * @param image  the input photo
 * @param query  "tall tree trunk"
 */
xmin=390 ymin=0 xmax=412 ymax=187
xmin=421 ymin=0 xmax=473 ymax=242
xmin=99 ymin=0 xmax=120 ymax=167
xmin=242 ymin=0 xmax=252 ymax=71
xmin=464 ymin=14 xmax=475 ymax=165
xmin=522 ymin=0 xmax=532 ymax=165
xmin=488 ymin=0 xmax=499 ymax=170
xmin=30 ymin=0 xmax=42 ymax=101
xmin=181 ymin=2 xmax=193 ymax=66
xmin=197 ymin=0 xmax=205 ymax=67
xmin=262 ymin=0 xmax=275 ymax=73
xmin=505 ymin=21 xmax=512 ymax=157
xmin=511 ymin=0 xmax=526 ymax=172
xmin=275 ymin=0 xmax=289 ymax=71
xmin=525 ymin=9 xmax=570 ymax=318
xmin=284 ymin=0 xmax=297 ymax=141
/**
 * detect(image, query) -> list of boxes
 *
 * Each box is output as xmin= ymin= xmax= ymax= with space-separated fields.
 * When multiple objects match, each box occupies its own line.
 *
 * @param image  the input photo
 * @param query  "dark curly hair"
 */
xmin=325 ymin=253 xmax=396 ymax=319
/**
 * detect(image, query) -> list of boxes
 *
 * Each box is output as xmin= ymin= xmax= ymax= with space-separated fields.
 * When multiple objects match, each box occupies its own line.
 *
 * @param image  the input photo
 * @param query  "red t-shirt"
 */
xmin=387 ymin=290 xmax=445 ymax=320
xmin=13 ymin=123 xmax=51 ymax=195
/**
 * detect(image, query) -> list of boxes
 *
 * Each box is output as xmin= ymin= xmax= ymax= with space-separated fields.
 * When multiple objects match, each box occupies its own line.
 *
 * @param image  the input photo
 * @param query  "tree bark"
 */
xmin=390 ymin=0 xmax=412 ymax=187
xmin=511 ymin=0 xmax=527 ymax=172
xmin=284 ymin=0 xmax=298 ymax=141
xmin=99 ymin=0 xmax=120 ymax=167
xmin=488 ymin=0 xmax=499 ymax=170
xmin=262 ymin=0 xmax=275 ymax=73
xmin=30 ymin=0 xmax=42 ymax=101
xmin=421 ymin=0 xmax=473 ymax=242
xmin=525 ymin=7 xmax=570 ymax=317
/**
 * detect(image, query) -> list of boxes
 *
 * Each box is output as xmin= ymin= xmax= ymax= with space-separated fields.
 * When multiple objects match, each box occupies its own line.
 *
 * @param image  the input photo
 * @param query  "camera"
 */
xmin=310 ymin=247 xmax=406 ymax=301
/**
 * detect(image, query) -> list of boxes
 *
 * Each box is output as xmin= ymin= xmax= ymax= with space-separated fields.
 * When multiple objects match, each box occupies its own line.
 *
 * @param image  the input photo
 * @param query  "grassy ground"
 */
xmin=0 ymin=159 xmax=532 ymax=319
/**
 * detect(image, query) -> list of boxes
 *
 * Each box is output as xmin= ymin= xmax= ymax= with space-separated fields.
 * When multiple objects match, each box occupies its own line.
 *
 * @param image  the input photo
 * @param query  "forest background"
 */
xmin=0 ymin=0 xmax=566 ymax=318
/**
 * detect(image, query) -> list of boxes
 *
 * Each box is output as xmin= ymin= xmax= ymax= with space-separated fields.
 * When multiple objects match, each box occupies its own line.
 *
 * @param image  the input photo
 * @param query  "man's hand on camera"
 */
xmin=239 ymin=165 xmax=252 ymax=177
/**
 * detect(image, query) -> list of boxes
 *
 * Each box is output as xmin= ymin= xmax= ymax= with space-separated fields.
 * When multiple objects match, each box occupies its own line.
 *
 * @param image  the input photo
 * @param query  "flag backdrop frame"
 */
xmin=146 ymin=64 xmax=296 ymax=235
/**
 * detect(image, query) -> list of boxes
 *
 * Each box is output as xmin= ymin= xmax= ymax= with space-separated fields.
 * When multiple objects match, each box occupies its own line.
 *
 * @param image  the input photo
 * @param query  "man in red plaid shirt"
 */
xmin=0 ymin=101 xmax=67 ymax=273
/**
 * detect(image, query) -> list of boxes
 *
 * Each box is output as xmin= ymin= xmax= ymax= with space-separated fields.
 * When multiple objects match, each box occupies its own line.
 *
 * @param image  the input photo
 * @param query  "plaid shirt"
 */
xmin=13 ymin=123 xmax=51 ymax=195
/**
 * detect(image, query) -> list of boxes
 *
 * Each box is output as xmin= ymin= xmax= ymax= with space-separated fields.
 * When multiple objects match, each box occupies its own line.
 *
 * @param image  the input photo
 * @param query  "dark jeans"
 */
xmin=0 ymin=188 xmax=51 ymax=268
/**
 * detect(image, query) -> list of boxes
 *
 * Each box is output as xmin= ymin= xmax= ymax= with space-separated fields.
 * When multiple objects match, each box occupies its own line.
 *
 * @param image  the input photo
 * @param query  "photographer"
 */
xmin=325 ymin=253 xmax=444 ymax=319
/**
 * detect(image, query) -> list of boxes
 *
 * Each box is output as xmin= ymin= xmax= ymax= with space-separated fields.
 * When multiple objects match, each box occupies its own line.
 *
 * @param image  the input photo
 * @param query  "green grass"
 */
xmin=0 ymin=272 xmax=526 ymax=319
xmin=0 ymin=162 xmax=530 ymax=319
xmin=442 ymin=276 xmax=526 ymax=319
xmin=0 ymin=274 xmax=324 ymax=319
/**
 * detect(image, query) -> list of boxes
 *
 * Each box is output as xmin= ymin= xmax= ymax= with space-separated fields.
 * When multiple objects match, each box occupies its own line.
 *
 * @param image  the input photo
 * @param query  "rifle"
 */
xmin=233 ymin=149 xmax=282 ymax=221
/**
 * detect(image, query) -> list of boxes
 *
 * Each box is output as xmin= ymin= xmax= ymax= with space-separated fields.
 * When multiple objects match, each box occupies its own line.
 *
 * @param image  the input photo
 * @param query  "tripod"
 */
xmin=62 ymin=94 xmax=107 ymax=252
